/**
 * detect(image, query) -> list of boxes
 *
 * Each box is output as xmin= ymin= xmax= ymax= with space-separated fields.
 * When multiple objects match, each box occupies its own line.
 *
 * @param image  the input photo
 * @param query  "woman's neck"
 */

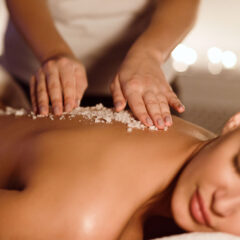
xmin=140 ymin=117 xmax=217 ymax=220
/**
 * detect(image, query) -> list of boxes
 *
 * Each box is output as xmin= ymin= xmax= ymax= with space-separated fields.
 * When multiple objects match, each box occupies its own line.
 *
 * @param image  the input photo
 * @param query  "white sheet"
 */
xmin=152 ymin=232 xmax=240 ymax=240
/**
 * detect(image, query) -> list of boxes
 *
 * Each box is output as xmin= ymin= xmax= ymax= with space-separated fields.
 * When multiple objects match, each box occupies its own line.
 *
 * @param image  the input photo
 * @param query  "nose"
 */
xmin=211 ymin=189 xmax=240 ymax=217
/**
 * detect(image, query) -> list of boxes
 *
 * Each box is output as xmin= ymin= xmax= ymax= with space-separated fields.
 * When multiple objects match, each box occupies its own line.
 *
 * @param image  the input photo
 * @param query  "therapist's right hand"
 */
xmin=30 ymin=55 xmax=88 ymax=116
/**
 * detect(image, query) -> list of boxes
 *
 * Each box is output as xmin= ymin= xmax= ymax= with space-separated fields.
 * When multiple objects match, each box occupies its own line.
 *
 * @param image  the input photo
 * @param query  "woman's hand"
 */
xmin=110 ymin=50 xmax=185 ymax=129
xmin=30 ymin=56 xmax=88 ymax=116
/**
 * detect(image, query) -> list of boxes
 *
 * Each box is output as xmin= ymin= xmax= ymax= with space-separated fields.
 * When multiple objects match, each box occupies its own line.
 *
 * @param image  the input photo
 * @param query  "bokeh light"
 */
xmin=171 ymin=44 xmax=198 ymax=72
xmin=221 ymin=50 xmax=238 ymax=69
xmin=208 ymin=62 xmax=223 ymax=75
xmin=171 ymin=44 xmax=187 ymax=62
xmin=171 ymin=44 xmax=198 ymax=65
xmin=172 ymin=60 xmax=189 ymax=72
xmin=207 ymin=47 xmax=222 ymax=64
xmin=185 ymin=47 xmax=198 ymax=65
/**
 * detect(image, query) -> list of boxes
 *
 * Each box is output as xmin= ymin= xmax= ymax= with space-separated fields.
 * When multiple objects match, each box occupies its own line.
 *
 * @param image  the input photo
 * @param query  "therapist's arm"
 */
xmin=111 ymin=0 xmax=200 ymax=129
xmin=136 ymin=0 xmax=200 ymax=63
xmin=6 ymin=0 xmax=73 ymax=62
xmin=6 ymin=0 xmax=88 ymax=116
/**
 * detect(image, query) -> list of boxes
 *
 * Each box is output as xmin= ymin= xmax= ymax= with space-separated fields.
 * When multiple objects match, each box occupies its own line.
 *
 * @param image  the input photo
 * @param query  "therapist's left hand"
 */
xmin=110 ymin=49 xmax=185 ymax=129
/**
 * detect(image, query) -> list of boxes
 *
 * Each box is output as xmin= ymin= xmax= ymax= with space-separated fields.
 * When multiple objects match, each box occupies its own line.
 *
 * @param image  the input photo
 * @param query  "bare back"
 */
xmin=0 ymin=113 xmax=215 ymax=240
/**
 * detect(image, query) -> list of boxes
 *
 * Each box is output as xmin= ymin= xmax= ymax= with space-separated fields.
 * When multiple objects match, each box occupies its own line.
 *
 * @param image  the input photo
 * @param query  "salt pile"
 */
xmin=68 ymin=103 xmax=162 ymax=132
xmin=0 ymin=106 xmax=27 ymax=116
xmin=0 ymin=104 xmax=168 ymax=132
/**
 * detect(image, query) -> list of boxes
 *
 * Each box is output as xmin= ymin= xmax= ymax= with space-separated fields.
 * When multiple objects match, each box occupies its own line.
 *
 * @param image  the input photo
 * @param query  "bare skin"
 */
xmin=6 ymin=0 xmax=200 ymax=126
xmin=0 ymin=111 xmax=215 ymax=240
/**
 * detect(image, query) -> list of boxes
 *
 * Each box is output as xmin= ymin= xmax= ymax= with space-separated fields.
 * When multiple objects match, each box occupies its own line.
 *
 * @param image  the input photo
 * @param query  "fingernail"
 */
xmin=39 ymin=106 xmax=47 ymax=114
xmin=178 ymin=104 xmax=185 ymax=112
xmin=146 ymin=117 xmax=153 ymax=126
xmin=157 ymin=119 xmax=165 ymax=128
xmin=54 ymin=106 xmax=61 ymax=115
xmin=115 ymin=102 xmax=122 ymax=110
xmin=65 ymin=104 xmax=72 ymax=112
xmin=75 ymin=100 xmax=80 ymax=107
xmin=164 ymin=116 xmax=172 ymax=126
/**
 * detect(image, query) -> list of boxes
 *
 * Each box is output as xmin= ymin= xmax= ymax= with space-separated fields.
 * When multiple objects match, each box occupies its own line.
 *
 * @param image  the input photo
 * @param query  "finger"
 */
xmin=157 ymin=95 xmax=172 ymax=127
xmin=30 ymin=76 xmax=37 ymax=114
xmin=35 ymin=70 xmax=49 ymax=116
xmin=45 ymin=63 xmax=63 ymax=115
xmin=59 ymin=63 xmax=75 ymax=112
xmin=75 ymin=74 xmax=80 ymax=108
xmin=167 ymin=92 xmax=185 ymax=113
xmin=110 ymin=75 xmax=127 ymax=112
xmin=222 ymin=112 xmax=240 ymax=135
xmin=75 ymin=66 xmax=88 ymax=107
xmin=143 ymin=92 xmax=165 ymax=129
xmin=127 ymin=92 xmax=153 ymax=126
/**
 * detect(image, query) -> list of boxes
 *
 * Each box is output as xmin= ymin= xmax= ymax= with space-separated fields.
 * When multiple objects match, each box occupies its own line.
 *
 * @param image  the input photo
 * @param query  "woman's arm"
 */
xmin=6 ymin=0 xmax=73 ymax=62
xmin=6 ymin=0 xmax=88 ymax=116
xmin=135 ymin=0 xmax=200 ymax=63
xmin=110 ymin=0 xmax=200 ymax=129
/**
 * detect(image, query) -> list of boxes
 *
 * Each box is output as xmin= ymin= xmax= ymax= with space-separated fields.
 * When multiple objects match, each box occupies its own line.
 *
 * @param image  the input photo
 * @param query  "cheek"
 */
xmin=179 ymin=147 xmax=232 ymax=189
xmin=171 ymin=152 xmax=238 ymax=233
xmin=170 ymin=153 xmax=219 ymax=231
xmin=170 ymin=163 xmax=199 ymax=231
xmin=217 ymin=214 xmax=240 ymax=236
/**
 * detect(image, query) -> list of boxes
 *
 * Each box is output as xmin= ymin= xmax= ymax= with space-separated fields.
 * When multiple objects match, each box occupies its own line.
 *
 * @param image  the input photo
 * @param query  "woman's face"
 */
xmin=171 ymin=127 xmax=240 ymax=235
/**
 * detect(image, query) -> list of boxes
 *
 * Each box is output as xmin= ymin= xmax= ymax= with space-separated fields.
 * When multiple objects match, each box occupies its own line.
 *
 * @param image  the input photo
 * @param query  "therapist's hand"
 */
xmin=110 ymin=50 xmax=185 ymax=129
xmin=30 ymin=55 xmax=88 ymax=116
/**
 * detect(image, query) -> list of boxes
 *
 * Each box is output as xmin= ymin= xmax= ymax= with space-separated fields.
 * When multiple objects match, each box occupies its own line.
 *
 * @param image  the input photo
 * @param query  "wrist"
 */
xmin=128 ymin=36 xmax=166 ymax=65
xmin=40 ymin=46 xmax=75 ymax=65
xmin=41 ymin=52 xmax=76 ymax=65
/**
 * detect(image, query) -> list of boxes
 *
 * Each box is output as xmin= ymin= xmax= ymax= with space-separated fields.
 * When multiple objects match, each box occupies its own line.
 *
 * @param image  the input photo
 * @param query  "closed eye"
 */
xmin=233 ymin=154 xmax=240 ymax=175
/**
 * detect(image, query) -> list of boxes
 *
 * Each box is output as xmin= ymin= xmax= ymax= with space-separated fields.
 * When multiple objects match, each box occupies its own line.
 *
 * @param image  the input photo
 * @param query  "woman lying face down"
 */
xmin=0 ymin=107 xmax=240 ymax=240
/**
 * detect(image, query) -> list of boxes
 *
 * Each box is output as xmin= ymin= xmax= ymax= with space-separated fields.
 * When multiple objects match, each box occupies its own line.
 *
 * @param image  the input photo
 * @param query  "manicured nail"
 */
xmin=115 ymin=102 xmax=122 ymax=110
xmin=164 ymin=116 xmax=172 ymax=125
xmin=65 ymin=104 xmax=72 ymax=112
xmin=146 ymin=117 xmax=153 ymax=126
xmin=157 ymin=119 xmax=165 ymax=128
xmin=54 ymin=106 xmax=61 ymax=115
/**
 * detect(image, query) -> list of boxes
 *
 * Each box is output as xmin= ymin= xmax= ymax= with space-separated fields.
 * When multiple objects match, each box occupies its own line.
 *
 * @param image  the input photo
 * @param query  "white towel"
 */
xmin=152 ymin=232 xmax=240 ymax=240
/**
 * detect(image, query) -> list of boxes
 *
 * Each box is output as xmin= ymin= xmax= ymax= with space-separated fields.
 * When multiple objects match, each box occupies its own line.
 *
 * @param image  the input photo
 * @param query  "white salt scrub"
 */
xmin=0 ymin=106 xmax=27 ymax=116
xmin=68 ymin=103 xmax=159 ymax=132
xmin=0 ymin=104 xmax=168 ymax=132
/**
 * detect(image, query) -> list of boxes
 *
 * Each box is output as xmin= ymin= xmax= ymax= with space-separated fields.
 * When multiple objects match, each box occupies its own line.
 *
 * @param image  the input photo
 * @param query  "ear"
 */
xmin=221 ymin=112 xmax=240 ymax=135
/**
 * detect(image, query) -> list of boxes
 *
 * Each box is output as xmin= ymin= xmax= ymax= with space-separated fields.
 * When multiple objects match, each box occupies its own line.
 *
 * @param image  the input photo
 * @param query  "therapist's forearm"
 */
xmin=130 ymin=0 xmax=200 ymax=63
xmin=6 ymin=0 xmax=74 ymax=63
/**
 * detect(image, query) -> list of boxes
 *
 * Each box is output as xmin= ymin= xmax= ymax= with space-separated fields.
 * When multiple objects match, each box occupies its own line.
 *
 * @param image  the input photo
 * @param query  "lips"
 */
xmin=190 ymin=188 xmax=211 ymax=227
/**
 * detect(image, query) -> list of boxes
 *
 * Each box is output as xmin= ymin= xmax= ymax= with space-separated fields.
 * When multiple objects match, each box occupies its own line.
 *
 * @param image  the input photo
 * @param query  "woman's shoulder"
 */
xmin=172 ymin=116 xmax=217 ymax=141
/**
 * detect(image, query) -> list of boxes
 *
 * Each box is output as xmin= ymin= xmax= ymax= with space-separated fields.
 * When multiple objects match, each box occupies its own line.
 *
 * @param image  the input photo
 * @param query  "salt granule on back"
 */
xmin=0 ymin=104 xmax=167 ymax=132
